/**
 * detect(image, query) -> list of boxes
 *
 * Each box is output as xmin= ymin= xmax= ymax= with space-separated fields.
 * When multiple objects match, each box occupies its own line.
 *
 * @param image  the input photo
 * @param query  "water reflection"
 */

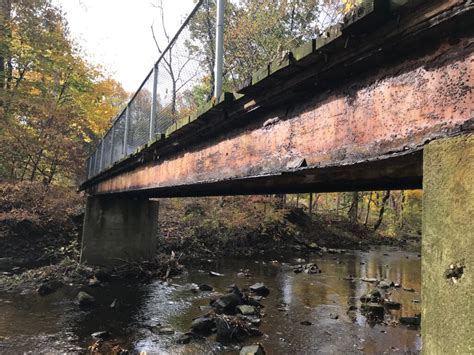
xmin=0 ymin=247 xmax=421 ymax=354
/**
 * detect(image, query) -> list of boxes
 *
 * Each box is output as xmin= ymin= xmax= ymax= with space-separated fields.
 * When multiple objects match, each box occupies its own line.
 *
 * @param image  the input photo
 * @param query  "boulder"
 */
xmin=215 ymin=317 xmax=236 ymax=343
xmin=293 ymin=266 xmax=303 ymax=273
xmin=238 ymin=315 xmax=261 ymax=326
xmin=246 ymin=297 xmax=264 ymax=309
xmin=209 ymin=292 xmax=225 ymax=304
xmin=400 ymin=315 xmax=421 ymax=326
xmin=216 ymin=316 xmax=261 ymax=343
xmin=361 ymin=303 xmax=385 ymax=319
xmin=377 ymin=280 xmax=391 ymax=289
xmin=249 ymin=283 xmax=270 ymax=297
xmin=384 ymin=300 xmax=401 ymax=309
xmin=240 ymin=344 xmax=265 ymax=355
xmin=199 ymin=284 xmax=213 ymax=291
xmin=214 ymin=293 xmax=242 ymax=314
xmin=37 ymin=280 xmax=63 ymax=296
xmin=176 ymin=333 xmax=193 ymax=344
xmin=88 ymin=276 xmax=101 ymax=287
xmin=360 ymin=289 xmax=382 ymax=303
xmin=237 ymin=305 xmax=257 ymax=315
xmin=305 ymin=263 xmax=321 ymax=274
xmin=190 ymin=317 xmax=215 ymax=332
xmin=77 ymin=291 xmax=95 ymax=307
xmin=199 ymin=305 xmax=213 ymax=313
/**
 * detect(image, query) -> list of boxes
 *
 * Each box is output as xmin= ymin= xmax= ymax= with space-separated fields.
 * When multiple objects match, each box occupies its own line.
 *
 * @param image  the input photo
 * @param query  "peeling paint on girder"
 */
xmin=91 ymin=40 xmax=473 ymax=196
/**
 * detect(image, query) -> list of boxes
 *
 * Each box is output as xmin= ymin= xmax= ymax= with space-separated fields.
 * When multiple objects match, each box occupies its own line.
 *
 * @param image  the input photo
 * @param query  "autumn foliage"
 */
xmin=0 ymin=0 xmax=127 ymax=186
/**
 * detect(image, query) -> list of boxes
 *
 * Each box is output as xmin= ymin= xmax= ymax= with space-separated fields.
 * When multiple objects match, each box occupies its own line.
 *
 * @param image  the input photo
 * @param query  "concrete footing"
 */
xmin=80 ymin=195 xmax=159 ymax=266
xmin=422 ymin=134 xmax=473 ymax=354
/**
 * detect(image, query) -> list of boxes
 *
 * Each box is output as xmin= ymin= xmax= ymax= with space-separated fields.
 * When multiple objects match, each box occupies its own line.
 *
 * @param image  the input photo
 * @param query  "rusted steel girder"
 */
xmin=89 ymin=37 xmax=473 ymax=196
xmin=85 ymin=1 xmax=473 ymax=197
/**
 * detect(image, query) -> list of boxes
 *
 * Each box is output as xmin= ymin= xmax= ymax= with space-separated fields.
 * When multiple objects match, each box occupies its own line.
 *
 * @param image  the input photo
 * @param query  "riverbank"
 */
xmin=0 ymin=182 xmax=418 ymax=294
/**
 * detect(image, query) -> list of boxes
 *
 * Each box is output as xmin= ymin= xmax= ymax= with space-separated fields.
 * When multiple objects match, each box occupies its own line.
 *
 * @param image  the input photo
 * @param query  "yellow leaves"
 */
xmin=30 ymin=87 xmax=42 ymax=96
xmin=406 ymin=190 xmax=423 ymax=200
xmin=342 ymin=0 xmax=363 ymax=14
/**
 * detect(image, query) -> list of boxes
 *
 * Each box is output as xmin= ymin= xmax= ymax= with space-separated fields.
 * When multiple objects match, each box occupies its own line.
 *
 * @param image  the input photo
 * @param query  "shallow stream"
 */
xmin=0 ymin=246 xmax=421 ymax=354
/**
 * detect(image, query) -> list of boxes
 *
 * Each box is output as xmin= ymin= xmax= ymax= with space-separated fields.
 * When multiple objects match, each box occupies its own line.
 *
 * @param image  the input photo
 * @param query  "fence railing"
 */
xmin=85 ymin=0 xmax=360 ymax=181
xmin=85 ymin=0 xmax=210 ymax=180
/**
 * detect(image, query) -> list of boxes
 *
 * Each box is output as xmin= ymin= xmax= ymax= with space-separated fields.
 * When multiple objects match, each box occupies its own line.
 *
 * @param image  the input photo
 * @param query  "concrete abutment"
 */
xmin=80 ymin=195 xmax=158 ymax=266
xmin=422 ymin=133 xmax=474 ymax=354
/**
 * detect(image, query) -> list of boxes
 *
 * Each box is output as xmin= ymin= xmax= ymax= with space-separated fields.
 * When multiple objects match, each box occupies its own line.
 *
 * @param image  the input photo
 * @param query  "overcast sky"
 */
xmin=53 ymin=0 xmax=196 ymax=92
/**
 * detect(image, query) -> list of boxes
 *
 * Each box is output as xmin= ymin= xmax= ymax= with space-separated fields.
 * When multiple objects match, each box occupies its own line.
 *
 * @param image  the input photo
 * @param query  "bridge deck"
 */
xmin=81 ymin=0 xmax=473 ymax=196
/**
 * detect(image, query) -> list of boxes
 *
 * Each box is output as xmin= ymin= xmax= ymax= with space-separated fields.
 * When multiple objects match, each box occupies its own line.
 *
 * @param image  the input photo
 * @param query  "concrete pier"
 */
xmin=422 ymin=134 xmax=474 ymax=354
xmin=80 ymin=195 xmax=159 ymax=266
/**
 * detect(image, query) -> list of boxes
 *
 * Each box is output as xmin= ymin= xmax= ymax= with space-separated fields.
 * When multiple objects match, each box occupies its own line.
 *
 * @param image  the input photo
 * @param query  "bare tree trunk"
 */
xmin=336 ymin=193 xmax=340 ymax=216
xmin=0 ymin=0 xmax=12 ymax=97
xmin=309 ymin=193 xmax=313 ymax=215
xmin=374 ymin=190 xmax=391 ymax=231
xmin=398 ymin=190 xmax=405 ymax=230
xmin=364 ymin=191 xmax=373 ymax=226
xmin=348 ymin=191 xmax=359 ymax=224
xmin=296 ymin=194 xmax=299 ymax=208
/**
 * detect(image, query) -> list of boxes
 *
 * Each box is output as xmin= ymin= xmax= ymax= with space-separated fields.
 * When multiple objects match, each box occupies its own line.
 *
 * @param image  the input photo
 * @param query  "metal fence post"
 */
xmin=149 ymin=64 xmax=158 ymax=140
xmin=214 ymin=0 xmax=225 ymax=99
xmin=123 ymin=105 xmax=130 ymax=156
xmin=110 ymin=123 xmax=115 ymax=166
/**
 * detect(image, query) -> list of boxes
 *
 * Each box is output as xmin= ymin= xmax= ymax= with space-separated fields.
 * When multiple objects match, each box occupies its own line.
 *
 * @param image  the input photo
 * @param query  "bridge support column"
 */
xmin=80 ymin=195 xmax=159 ymax=266
xmin=422 ymin=134 xmax=473 ymax=354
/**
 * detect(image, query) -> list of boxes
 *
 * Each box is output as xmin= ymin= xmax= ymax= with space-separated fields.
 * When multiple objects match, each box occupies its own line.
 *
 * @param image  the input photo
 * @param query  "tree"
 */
xmin=348 ymin=191 xmax=359 ymax=224
xmin=188 ymin=0 xmax=356 ymax=92
xmin=0 ymin=0 xmax=127 ymax=185
xmin=151 ymin=0 xmax=208 ymax=121
xmin=374 ymin=190 xmax=391 ymax=231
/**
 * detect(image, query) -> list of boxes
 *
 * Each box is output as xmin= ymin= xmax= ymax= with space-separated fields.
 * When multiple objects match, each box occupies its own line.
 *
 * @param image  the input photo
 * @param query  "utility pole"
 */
xmin=214 ymin=0 xmax=224 ymax=99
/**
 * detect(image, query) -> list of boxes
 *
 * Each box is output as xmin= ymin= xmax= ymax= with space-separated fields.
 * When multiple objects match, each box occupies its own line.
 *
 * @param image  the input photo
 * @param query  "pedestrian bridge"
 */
xmin=79 ymin=1 xmax=473 ymax=353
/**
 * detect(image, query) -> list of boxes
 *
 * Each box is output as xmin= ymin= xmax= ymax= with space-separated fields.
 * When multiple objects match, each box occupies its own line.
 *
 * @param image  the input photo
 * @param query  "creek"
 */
xmin=0 ymin=246 xmax=421 ymax=354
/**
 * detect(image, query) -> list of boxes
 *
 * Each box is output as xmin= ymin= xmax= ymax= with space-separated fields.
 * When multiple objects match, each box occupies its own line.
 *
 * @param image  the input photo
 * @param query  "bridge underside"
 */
xmin=83 ymin=1 xmax=473 ymax=198
xmin=79 ymin=3 xmax=474 ymax=352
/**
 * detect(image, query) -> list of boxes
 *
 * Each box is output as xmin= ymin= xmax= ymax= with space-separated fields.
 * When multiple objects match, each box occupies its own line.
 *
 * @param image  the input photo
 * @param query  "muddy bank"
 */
xmin=157 ymin=197 xmax=413 ymax=261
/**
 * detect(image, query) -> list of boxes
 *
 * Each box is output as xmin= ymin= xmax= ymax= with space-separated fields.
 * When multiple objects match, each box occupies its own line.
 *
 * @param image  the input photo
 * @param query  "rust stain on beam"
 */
xmin=90 ymin=41 xmax=473 ymax=196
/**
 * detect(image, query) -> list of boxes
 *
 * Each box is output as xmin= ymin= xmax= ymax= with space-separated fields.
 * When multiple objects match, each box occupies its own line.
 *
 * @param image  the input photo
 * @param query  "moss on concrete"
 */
xmin=422 ymin=134 xmax=474 ymax=354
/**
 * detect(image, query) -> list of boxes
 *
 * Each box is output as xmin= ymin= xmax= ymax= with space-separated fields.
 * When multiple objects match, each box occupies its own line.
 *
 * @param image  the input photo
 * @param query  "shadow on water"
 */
xmin=0 ymin=246 xmax=421 ymax=354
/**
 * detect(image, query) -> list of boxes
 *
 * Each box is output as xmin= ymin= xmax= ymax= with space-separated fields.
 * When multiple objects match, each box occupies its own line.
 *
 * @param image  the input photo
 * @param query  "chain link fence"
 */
xmin=86 ymin=0 xmax=209 ymax=180
xmin=85 ymin=0 xmax=362 ymax=181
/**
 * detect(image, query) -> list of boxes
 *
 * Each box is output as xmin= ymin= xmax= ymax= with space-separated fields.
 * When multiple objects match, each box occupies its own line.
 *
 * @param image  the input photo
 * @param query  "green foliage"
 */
xmin=189 ymin=0 xmax=350 ymax=90
xmin=287 ymin=190 xmax=422 ymax=238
